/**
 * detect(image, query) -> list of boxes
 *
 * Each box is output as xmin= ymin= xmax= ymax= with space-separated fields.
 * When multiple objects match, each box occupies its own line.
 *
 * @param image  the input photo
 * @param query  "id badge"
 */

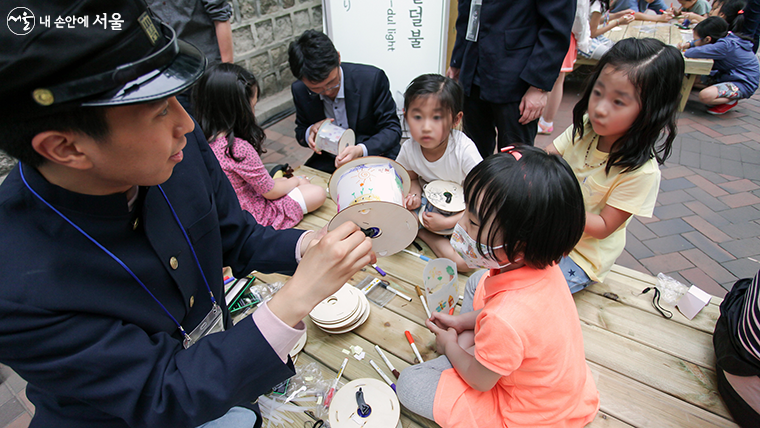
xmin=183 ymin=302 xmax=225 ymax=349
xmin=465 ymin=0 xmax=483 ymax=42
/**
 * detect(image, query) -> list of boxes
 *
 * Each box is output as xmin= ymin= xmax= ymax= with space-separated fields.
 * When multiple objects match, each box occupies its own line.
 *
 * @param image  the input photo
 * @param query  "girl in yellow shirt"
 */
xmin=547 ymin=38 xmax=684 ymax=292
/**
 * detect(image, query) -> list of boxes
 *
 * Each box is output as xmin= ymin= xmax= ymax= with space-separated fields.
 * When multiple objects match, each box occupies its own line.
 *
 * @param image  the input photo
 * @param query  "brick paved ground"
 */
xmin=2 ymin=73 xmax=760 ymax=428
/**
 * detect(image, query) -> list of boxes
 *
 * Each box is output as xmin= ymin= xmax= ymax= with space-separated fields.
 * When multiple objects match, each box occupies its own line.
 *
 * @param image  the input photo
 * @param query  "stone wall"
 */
xmin=230 ymin=0 xmax=323 ymax=98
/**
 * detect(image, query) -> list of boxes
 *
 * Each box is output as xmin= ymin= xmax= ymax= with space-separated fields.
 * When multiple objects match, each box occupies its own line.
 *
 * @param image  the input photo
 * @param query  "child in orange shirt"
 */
xmin=397 ymin=146 xmax=600 ymax=427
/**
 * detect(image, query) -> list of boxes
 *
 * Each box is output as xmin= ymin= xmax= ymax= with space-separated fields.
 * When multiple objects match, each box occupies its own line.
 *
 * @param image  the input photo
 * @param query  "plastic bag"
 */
xmin=656 ymin=273 xmax=689 ymax=306
xmin=259 ymin=362 xmax=333 ymax=427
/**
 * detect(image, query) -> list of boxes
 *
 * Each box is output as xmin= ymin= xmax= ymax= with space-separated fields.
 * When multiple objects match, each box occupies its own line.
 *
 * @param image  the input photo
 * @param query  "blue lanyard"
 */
xmin=19 ymin=164 xmax=217 ymax=342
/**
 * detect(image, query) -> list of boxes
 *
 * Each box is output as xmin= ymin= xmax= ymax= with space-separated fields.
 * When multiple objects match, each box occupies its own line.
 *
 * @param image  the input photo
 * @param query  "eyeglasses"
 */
xmin=306 ymin=71 xmax=341 ymax=96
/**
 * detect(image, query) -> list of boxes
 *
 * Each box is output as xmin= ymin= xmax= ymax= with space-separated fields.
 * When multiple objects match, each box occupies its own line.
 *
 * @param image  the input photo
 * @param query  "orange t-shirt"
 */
xmin=432 ymin=265 xmax=599 ymax=427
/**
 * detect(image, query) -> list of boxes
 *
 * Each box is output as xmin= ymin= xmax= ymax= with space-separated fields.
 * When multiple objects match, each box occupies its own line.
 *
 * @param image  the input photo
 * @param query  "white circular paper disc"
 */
xmin=418 ymin=201 xmax=455 ymax=236
xmin=423 ymin=180 xmax=465 ymax=213
xmin=329 ymin=378 xmax=400 ymax=428
xmin=289 ymin=331 xmax=307 ymax=357
xmin=329 ymin=201 xmax=418 ymax=257
xmin=309 ymin=284 xmax=361 ymax=324
xmin=320 ymin=292 xmax=370 ymax=334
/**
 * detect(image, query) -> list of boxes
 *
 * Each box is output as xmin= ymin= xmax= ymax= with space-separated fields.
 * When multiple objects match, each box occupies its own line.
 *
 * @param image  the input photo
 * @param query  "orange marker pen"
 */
xmin=405 ymin=330 xmax=424 ymax=363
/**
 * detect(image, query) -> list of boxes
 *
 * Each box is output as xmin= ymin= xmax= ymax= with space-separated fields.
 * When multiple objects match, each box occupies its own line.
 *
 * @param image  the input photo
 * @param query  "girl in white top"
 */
xmin=396 ymin=74 xmax=482 ymax=272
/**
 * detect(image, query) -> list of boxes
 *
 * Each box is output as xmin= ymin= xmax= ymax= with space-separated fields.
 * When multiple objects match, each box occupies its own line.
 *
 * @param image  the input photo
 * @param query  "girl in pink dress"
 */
xmin=193 ymin=64 xmax=325 ymax=229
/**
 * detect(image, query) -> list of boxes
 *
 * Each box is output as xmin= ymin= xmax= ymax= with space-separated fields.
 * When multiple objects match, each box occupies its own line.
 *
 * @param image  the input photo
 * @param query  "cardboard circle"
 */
xmin=315 ymin=121 xmax=356 ymax=156
xmin=314 ymin=288 xmax=366 ymax=330
xmin=318 ymin=292 xmax=370 ymax=334
xmin=423 ymin=180 xmax=465 ymax=213
xmin=329 ymin=157 xmax=411 ymax=205
xmin=329 ymin=201 xmax=418 ymax=257
xmin=289 ymin=331 xmax=307 ymax=357
xmin=309 ymin=284 xmax=361 ymax=324
xmin=418 ymin=201 xmax=455 ymax=236
xmin=329 ymin=378 xmax=400 ymax=428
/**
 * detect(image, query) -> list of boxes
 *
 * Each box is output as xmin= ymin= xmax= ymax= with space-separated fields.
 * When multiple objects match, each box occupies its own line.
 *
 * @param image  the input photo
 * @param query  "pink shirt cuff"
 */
xmin=295 ymin=230 xmax=313 ymax=263
xmin=252 ymin=301 xmax=306 ymax=363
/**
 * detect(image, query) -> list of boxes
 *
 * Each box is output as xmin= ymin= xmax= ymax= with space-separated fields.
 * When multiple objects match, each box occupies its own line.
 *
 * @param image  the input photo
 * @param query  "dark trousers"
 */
xmin=462 ymin=85 xmax=537 ymax=160
xmin=716 ymin=365 xmax=760 ymax=428
xmin=304 ymin=152 xmax=337 ymax=174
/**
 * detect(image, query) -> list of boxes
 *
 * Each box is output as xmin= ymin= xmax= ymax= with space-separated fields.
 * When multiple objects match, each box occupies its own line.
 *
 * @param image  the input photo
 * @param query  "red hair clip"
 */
xmin=500 ymin=146 xmax=522 ymax=160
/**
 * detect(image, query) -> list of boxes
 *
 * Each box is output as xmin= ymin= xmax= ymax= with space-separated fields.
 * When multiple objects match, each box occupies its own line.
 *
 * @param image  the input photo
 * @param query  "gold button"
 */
xmin=169 ymin=257 xmax=179 ymax=270
xmin=189 ymin=296 xmax=195 ymax=307
xmin=132 ymin=217 xmax=139 ymax=230
xmin=32 ymin=88 xmax=54 ymax=106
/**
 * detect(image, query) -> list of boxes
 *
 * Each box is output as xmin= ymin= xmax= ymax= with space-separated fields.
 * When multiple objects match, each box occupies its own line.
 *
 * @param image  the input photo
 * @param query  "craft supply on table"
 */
xmin=328 ymin=157 xmax=418 ymax=257
xmin=369 ymin=360 xmax=396 ymax=391
xmin=378 ymin=280 xmax=412 ymax=302
xmin=328 ymin=378 xmax=400 ymax=428
xmin=419 ymin=180 xmax=465 ymax=235
xmin=405 ymin=330 xmax=424 ymax=363
xmin=353 ymin=276 xmax=395 ymax=308
xmin=315 ymin=121 xmax=355 ymax=156
xmin=325 ymin=357 xmax=349 ymax=407
xmin=417 ymin=288 xmax=433 ymax=319
xmin=402 ymin=248 xmax=431 ymax=262
xmin=309 ymin=284 xmax=370 ymax=334
xmin=374 ymin=345 xmax=400 ymax=379
xmin=423 ymin=258 xmax=459 ymax=316
xmin=290 ymin=331 xmax=307 ymax=358
xmin=370 ymin=263 xmax=386 ymax=276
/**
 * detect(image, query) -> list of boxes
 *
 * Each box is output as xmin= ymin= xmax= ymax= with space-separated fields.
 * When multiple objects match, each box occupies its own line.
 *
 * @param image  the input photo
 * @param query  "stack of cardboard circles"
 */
xmin=309 ymin=284 xmax=370 ymax=334
xmin=328 ymin=378 xmax=401 ymax=428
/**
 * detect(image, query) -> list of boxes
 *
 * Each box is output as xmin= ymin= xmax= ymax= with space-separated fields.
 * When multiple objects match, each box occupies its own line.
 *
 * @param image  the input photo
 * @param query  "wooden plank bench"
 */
xmin=252 ymin=166 xmax=736 ymax=427
xmin=573 ymin=20 xmax=714 ymax=112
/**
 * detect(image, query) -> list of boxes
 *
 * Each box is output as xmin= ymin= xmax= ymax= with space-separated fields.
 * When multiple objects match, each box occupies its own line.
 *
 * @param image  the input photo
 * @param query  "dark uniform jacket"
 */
xmin=450 ymin=0 xmax=576 ymax=103
xmin=0 ymin=122 xmax=302 ymax=427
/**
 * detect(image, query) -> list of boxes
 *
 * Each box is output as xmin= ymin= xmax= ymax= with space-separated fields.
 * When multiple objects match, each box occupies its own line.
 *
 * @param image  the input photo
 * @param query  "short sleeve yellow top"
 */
xmin=553 ymin=120 xmax=660 ymax=282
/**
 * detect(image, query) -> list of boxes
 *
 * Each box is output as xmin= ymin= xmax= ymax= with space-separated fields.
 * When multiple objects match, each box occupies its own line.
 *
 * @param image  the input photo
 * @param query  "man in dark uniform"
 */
xmin=0 ymin=1 xmax=374 ymax=427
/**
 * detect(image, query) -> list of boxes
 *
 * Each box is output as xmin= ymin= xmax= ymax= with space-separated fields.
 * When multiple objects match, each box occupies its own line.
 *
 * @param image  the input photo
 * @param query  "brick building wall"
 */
xmin=230 ymin=0 xmax=323 ymax=98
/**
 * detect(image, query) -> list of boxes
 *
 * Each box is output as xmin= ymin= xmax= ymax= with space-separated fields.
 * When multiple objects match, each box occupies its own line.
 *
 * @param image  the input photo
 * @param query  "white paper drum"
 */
xmin=328 ymin=157 xmax=418 ymax=257
xmin=315 ymin=121 xmax=355 ymax=156
xmin=329 ymin=378 xmax=400 ymax=428
xmin=420 ymin=180 xmax=465 ymax=235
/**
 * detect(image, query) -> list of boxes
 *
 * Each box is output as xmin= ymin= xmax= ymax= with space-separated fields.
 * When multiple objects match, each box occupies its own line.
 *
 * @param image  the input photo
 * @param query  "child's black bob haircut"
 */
xmin=694 ymin=16 xmax=729 ymax=42
xmin=463 ymin=145 xmax=585 ymax=269
xmin=572 ymin=38 xmax=683 ymax=174
xmin=192 ymin=63 xmax=266 ymax=161
xmin=403 ymin=74 xmax=464 ymax=122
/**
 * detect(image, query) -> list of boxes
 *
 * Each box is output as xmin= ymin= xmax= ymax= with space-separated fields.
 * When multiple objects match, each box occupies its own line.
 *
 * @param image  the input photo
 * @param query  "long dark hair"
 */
xmin=462 ymin=146 xmax=585 ymax=269
xmin=719 ymin=0 xmax=752 ymax=40
xmin=192 ymin=63 xmax=266 ymax=161
xmin=572 ymin=38 xmax=683 ymax=174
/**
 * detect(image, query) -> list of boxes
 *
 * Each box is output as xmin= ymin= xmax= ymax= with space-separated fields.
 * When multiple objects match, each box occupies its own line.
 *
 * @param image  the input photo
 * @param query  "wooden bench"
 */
xmin=573 ymin=21 xmax=714 ymax=112
xmin=254 ymin=165 xmax=736 ymax=427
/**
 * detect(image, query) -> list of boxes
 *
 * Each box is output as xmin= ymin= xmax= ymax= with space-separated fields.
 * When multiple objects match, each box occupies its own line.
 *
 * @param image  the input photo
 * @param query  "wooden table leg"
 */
xmin=679 ymin=74 xmax=697 ymax=112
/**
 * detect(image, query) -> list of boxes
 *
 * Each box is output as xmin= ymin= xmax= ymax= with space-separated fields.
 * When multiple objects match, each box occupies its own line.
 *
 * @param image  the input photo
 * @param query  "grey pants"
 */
xmin=395 ymin=270 xmax=484 ymax=420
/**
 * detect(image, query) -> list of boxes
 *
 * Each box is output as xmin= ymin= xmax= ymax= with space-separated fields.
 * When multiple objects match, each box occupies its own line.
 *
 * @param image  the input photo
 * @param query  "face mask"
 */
xmin=450 ymin=223 xmax=511 ymax=269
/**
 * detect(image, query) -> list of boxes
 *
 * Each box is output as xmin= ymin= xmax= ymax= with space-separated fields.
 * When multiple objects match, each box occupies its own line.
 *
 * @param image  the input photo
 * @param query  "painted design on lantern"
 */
xmin=335 ymin=163 xmax=405 ymax=211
